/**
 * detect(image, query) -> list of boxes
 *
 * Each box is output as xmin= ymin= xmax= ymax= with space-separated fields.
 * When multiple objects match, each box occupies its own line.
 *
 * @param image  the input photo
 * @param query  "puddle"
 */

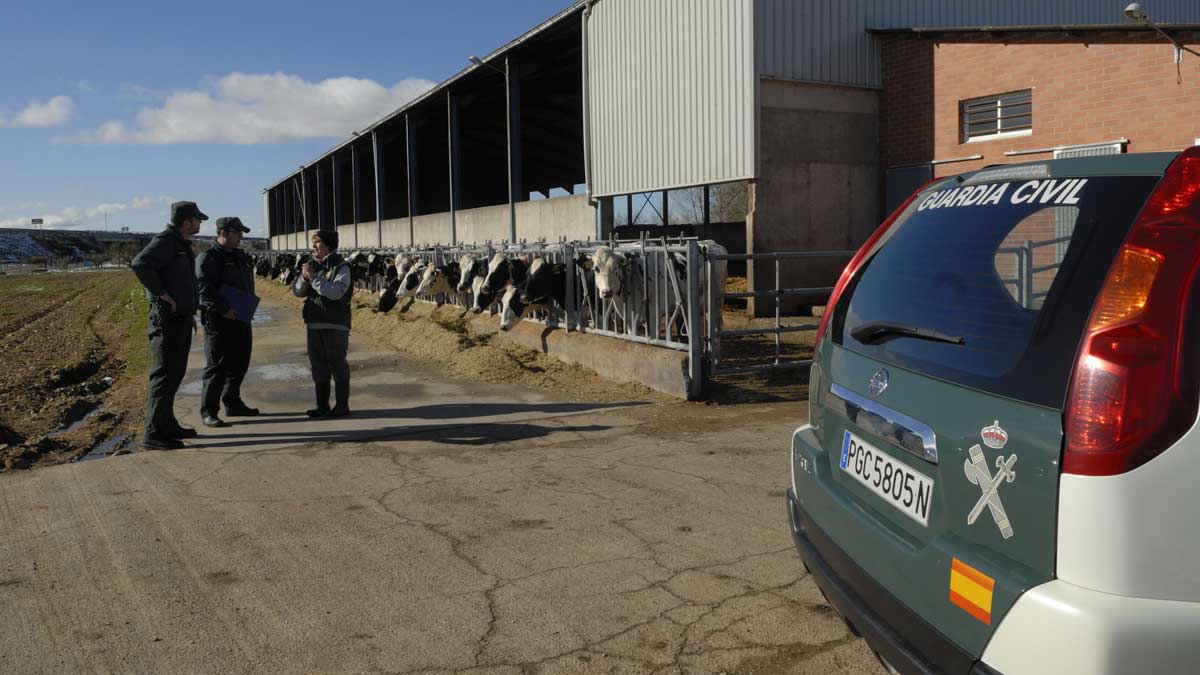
xmin=248 ymin=363 xmax=310 ymax=381
xmin=252 ymin=308 xmax=273 ymax=326
xmin=47 ymin=404 xmax=103 ymax=439
xmin=78 ymin=435 xmax=128 ymax=462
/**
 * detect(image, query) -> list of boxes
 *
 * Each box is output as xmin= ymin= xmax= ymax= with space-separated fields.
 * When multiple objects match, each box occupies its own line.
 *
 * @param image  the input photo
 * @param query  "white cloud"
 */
xmin=0 ymin=201 xmax=49 ymax=214
xmin=0 ymin=195 xmax=174 ymax=230
xmin=88 ymin=72 xmax=435 ymax=145
xmin=3 ymin=96 xmax=75 ymax=127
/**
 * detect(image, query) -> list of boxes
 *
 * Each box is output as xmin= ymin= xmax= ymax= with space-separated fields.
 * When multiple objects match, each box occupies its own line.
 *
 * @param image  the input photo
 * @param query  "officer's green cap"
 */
xmin=170 ymin=201 xmax=209 ymax=222
xmin=216 ymin=216 xmax=250 ymax=233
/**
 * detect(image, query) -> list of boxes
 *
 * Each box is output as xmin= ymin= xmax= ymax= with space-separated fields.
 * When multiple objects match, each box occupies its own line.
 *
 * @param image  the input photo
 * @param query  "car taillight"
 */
xmin=815 ymin=179 xmax=937 ymax=342
xmin=1064 ymin=148 xmax=1200 ymax=476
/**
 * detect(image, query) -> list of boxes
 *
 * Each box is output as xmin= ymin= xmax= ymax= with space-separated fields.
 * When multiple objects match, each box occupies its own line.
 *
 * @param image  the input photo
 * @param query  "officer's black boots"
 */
xmin=307 ymin=381 xmax=331 ymax=418
xmin=201 ymin=412 xmax=227 ymax=428
xmin=171 ymin=426 xmax=198 ymax=439
xmin=225 ymin=401 xmax=260 ymax=417
xmin=328 ymin=379 xmax=350 ymax=418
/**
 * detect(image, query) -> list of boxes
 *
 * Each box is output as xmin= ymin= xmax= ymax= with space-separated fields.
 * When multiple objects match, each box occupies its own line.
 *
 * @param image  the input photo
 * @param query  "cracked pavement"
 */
xmin=0 ymin=294 xmax=881 ymax=674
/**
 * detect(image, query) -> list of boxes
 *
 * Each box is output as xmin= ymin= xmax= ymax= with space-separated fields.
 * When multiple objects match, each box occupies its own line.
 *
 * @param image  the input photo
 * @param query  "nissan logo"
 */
xmin=867 ymin=369 xmax=889 ymax=397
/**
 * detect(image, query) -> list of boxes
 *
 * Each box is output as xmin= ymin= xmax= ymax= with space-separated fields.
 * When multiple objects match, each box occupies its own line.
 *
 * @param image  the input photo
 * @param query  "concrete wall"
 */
xmin=515 ymin=194 xmax=594 ymax=242
xmin=336 ymin=225 xmax=357 ymax=251
xmin=409 ymin=213 xmax=450 ymax=247
xmin=455 ymin=204 xmax=512 ymax=245
xmin=748 ymin=79 xmax=879 ymax=315
xmin=379 ymin=218 xmax=411 ymax=247
xmin=274 ymin=195 xmax=595 ymax=250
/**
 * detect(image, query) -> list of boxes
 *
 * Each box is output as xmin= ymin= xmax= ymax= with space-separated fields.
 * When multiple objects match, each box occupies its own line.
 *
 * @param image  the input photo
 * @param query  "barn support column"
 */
xmin=506 ymin=57 xmax=522 ymax=242
xmin=351 ymin=144 xmax=360 ymax=249
xmin=372 ymin=130 xmax=384 ymax=247
xmin=406 ymin=114 xmax=417 ymax=246
xmin=448 ymin=90 xmax=461 ymax=245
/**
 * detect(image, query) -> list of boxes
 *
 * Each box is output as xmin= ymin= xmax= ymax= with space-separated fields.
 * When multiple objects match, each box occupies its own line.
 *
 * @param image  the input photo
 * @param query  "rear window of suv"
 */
xmin=831 ymin=175 xmax=1158 ymax=409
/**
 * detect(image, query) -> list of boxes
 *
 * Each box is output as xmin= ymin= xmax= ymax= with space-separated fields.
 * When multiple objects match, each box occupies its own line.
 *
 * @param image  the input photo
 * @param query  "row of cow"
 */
xmin=253 ymin=242 xmax=726 ymax=338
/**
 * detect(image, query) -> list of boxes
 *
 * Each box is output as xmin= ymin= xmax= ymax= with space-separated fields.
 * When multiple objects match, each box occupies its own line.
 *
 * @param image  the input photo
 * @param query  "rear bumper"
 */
xmin=787 ymin=488 xmax=998 ymax=675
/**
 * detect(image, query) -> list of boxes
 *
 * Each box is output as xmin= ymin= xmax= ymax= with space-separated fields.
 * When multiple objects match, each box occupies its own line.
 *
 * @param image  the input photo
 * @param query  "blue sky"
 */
xmin=0 ymin=0 xmax=571 ymax=236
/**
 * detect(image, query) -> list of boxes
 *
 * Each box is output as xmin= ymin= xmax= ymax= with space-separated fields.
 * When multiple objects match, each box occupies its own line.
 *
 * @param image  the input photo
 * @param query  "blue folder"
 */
xmin=219 ymin=285 xmax=260 ymax=324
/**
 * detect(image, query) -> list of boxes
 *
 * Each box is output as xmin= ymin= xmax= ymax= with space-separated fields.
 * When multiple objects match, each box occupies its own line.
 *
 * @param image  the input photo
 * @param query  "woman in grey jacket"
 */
xmin=292 ymin=230 xmax=353 ymax=418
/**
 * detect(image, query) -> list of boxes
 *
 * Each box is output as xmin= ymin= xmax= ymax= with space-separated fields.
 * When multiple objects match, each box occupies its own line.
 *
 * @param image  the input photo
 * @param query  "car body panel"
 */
xmin=799 ymin=339 xmax=1063 ymax=657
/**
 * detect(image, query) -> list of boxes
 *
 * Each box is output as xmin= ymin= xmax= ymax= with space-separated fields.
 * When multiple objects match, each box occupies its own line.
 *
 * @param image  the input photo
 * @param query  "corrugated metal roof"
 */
xmin=265 ymin=1 xmax=586 ymax=191
xmin=756 ymin=0 xmax=1200 ymax=88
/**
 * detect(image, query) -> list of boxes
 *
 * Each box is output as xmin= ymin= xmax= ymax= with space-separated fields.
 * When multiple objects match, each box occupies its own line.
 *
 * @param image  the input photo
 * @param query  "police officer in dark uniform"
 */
xmin=131 ymin=201 xmax=206 ymax=450
xmin=196 ymin=216 xmax=259 ymax=427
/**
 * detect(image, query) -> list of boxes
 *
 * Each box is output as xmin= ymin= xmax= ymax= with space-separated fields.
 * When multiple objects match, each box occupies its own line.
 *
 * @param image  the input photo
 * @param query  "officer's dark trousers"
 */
xmin=306 ymin=328 xmax=349 ymax=410
xmin=145 ymin=319 xmax=192 ymax=441
xmin=201 ymin=317 xmax=253 ymax=415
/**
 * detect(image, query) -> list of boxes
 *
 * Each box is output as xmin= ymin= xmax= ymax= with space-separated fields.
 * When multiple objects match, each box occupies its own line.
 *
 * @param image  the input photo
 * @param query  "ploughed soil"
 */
xmin=0 ymin=270 xmax=153 ymax=472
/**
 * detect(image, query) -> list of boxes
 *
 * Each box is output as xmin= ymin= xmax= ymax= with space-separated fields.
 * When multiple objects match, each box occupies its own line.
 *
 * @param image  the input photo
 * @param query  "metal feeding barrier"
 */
xmin=705 ymin=250 xmax=854 ymax=378
xmin=261 ymin=239 xmax=854 ymax=399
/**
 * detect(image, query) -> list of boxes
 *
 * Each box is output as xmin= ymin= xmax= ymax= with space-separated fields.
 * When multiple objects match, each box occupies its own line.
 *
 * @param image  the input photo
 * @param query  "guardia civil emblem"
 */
xmin=964 ymin=445 xmax=1017 ymax=539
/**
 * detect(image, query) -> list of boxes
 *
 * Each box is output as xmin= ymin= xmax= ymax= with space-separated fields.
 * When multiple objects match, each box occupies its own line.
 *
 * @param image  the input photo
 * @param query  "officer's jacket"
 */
xmin=196 ymin=243 xmax=256 ymax=319
xmin=131 ymin=226 xmax=198 ymax=322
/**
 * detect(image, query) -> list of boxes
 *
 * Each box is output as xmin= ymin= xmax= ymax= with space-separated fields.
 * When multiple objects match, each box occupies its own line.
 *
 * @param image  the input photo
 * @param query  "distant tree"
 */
xmin=665 ymin=181 xmax=749 ymax=225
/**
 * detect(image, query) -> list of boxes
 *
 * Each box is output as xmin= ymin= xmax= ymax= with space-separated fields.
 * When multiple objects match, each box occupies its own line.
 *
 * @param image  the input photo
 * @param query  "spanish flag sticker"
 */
xmin=949 ymin=557 xmax=994 ymax=625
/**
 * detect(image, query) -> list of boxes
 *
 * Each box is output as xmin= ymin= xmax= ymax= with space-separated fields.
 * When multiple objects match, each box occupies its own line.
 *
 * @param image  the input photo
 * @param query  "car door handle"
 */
xmin=828 ymin=383 xmax=939 ymax=464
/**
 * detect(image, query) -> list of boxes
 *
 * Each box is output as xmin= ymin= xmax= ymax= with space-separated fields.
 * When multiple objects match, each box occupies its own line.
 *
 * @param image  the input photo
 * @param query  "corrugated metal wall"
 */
xmin=587 ymin=0 xmax=756 ymax=198
xmin=756 ymin=0 xmax=1200 ymax=88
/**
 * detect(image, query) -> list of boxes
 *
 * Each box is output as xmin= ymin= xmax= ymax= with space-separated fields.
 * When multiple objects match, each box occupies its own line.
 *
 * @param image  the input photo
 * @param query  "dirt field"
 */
xmin=0 ymin=270 xmax=151 ymax=472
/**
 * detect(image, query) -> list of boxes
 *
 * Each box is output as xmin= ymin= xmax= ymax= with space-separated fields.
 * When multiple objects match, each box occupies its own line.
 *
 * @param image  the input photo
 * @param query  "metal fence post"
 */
xmin=686 ymin=239 xmax=703 ymax=400
xmin=706 ymin=248 xmax=719 ymax=372
xmin=565 ymin=243 xmax=576 ymax=332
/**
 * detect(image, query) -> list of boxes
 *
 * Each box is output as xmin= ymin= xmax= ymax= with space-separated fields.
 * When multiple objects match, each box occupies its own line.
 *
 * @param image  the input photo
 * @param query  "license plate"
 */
xmin=840 ymin=430 xmax=934 ymax=526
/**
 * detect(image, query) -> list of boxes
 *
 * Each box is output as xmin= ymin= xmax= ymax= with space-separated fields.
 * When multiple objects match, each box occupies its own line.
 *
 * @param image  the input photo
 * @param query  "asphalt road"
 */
xmin=0 ymin=293 xmax=880 ymax=674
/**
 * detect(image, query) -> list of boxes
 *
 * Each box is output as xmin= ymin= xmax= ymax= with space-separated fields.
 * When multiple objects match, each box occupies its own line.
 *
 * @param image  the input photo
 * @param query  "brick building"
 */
xmin=878 ymin=28 xmax=1200 ymax=212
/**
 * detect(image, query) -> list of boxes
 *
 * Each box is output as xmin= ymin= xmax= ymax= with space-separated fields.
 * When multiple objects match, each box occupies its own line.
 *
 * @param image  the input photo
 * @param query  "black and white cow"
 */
xmin=577 ymin=243 xmax=726 ymax=338
xmin=413 ymin=261 xmax=463 ymax=307
xmin=481 ymin=252 xmax=530 ymax=295
xmin=456 ymin=253 xmax=487 ymax=294
xmin=397 ymin=259 xmax=429 ymax=298
xmin=499 ymin=256 xmax=568 ymax=331
xmin=366 ymin=252 xmax=391 ymax=291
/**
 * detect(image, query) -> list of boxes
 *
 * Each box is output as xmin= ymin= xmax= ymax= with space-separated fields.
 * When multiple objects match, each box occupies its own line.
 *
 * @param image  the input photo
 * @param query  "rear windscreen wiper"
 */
xmin=850 ymin=322 xmax=966 ymax=346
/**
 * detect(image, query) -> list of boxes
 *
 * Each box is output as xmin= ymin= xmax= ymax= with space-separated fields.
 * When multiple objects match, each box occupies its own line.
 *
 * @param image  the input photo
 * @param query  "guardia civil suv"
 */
xmin=788 ymin=148 xmax=1200 ymax=674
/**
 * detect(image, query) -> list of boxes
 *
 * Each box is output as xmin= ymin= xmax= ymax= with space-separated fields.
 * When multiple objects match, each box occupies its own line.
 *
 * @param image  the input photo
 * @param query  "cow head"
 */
xmin=588 ymin=246 xmax=630 ymax=299
xmin=482 ymin=253 xmax=509 ymax=294
xmin=470 ymin=275 xmax=497 ymax=314
xmin=399 ymin=260 xmax=427 ymax=296
xmin=499 ymin=285 xmax=528 ymax=331
xmin=414 ymin=262 xmax=460 ymax=298
xmin=520 ymin=257 xmax=566 ymax=306
xmin=457 ymin=253 xmax=485 ymax=293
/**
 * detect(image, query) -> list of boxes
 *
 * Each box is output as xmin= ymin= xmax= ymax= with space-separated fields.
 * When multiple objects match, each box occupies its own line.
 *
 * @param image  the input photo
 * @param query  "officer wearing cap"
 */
xmin=196 ymin=216 xmax=259 ymax=427
xmin=131 ymin=201 xmax=206 ymax=450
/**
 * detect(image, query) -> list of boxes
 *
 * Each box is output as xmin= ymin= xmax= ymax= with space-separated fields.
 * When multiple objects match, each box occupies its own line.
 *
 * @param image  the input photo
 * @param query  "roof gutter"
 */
xmin=868 ymin=23 xmax=1200 ymax=34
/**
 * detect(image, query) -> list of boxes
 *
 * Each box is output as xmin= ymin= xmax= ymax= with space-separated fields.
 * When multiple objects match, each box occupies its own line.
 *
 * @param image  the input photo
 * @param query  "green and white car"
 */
xmin=788 ymin=149 xmax=1200 ymax=674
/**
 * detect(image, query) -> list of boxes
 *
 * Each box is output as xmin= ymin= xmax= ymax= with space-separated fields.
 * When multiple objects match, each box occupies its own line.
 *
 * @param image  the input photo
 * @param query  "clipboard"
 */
xmin=219 ymin=285 xmax=260 ymax=324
